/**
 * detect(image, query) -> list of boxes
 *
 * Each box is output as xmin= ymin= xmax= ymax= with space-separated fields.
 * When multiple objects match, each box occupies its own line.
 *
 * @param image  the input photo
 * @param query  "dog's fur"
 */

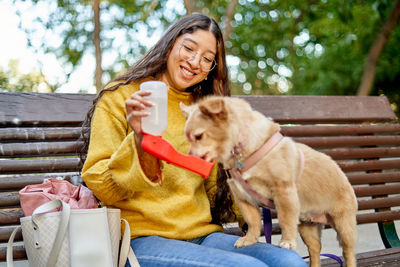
xmin=180 ymin=96 xmax=357 ymax=267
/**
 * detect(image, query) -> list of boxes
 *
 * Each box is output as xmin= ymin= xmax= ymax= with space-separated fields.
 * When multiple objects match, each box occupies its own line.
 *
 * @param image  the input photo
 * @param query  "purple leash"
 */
xmin=262 ymin=207 xmax=343 ymax=267
xmin=262 ymin=208 xmax=272 ymax=244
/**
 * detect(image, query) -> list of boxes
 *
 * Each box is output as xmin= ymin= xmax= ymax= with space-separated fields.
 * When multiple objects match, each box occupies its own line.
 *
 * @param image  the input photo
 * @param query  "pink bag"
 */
xmin=19 ymin=178 xmax=99 ymax=216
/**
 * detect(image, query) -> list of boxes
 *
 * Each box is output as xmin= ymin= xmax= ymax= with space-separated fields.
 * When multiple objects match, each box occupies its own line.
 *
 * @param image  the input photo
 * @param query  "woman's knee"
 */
xmin=244 ymin=243 xmax=307 ymax=267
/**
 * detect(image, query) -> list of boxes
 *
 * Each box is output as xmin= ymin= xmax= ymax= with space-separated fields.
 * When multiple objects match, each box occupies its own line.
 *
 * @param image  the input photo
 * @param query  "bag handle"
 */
xmin=119 ymin=218 xmax=140 ymax=267
xmin=7 ymin=199 xmax=70 ymax=267
xmin=32 ymin=199 xmax=71 ymax=267
xmin=127 ymin=248 xmax=140 ymax=267
xmin=6 ymin=226 xmax=20 ymax=267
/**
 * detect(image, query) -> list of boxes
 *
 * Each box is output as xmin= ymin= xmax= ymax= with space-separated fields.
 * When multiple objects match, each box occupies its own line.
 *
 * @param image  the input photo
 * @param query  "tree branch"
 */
xmin=141 ymin=0 xmax=159 ymax=20
xmin=93 ymin=0 xmax=103 ymax=93
xmin=184 ymin=0 xmax=199 ymax=14
xmin=357 ymin=0 xmax=400 ymax=96
xmin=223 ymin=0 xmax=238 ymax=42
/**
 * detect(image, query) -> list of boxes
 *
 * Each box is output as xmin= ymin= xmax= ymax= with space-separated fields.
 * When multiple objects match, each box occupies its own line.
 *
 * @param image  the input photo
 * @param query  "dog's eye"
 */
xmin=194 ymin=133 xmax=203 ymax=141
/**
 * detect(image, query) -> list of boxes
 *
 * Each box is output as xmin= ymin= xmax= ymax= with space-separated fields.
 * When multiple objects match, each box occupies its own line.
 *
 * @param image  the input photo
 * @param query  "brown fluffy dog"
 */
xmin=180 ymin=96 xmax=357 ymax=267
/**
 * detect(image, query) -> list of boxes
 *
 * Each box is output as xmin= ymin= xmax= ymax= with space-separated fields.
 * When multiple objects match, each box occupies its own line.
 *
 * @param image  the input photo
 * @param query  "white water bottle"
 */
xmin=140 ymin=81 xmax=168 ymax=136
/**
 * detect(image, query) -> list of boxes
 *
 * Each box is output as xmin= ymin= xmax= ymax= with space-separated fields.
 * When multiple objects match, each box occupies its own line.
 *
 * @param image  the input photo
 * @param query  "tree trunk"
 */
xmin=223 ymin=0 xmax=238 ymax=42
xmin=141 ymin=0 xmax=159 ymax=21
xmin=93 ymin=0 xmax=103 ymax=93
xmin=184 ymin=0 xmax=199 ymax=14
xmin=357 ymin=0 xmax=400 ymax=96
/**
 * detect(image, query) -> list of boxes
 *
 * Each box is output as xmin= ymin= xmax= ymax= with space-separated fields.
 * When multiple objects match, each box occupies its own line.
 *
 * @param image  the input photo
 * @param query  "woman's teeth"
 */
xmin=181 ymin=67 xmax=195 ymax=76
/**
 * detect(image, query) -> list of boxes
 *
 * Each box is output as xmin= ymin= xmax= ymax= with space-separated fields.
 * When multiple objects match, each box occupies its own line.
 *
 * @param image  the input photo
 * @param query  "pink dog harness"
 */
xmin=237 ymin=132 xmax=285 ymax=173
xmin=228 ymin=132 xmax=285 ymax=209
xmin=229 ymin=131 xmax=306 ymax=209
xmin=228 ymin=131 xmax=327 ymax=224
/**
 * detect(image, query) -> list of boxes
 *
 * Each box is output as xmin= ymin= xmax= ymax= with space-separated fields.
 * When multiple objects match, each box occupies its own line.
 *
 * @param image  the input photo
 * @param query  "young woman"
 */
xmin=81 ymin=13 xmax=307 ymax=267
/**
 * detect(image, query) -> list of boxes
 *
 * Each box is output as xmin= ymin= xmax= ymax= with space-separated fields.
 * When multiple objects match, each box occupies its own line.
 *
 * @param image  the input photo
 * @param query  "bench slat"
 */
xmin=2 ymin=173 xmax=396 ymax=190
xmin=3 ymin=191 xmax=399 ymax=213
xmin=0 ymin=127 xmax=82 ymax=141
xmin=0 ymin=158 xmax=80 ymax=174
xmin=1 ymin=94 xmax=397 ymax=125
xmin=0 ymin=141 xmax=82 ymax=157
xmin=322 ymin=147 xmax=400 ymax=159
xmin=321 ymin=247 xmax=400 ymax=267
xmin=0 ymin=192 xmax=19 ymax=207
xmin=358 ymin=196 xmax=400 ymax=210
xmin=0 ymin=93 xmax=94 ymax=126
xmin=2 ymin=142 xmax=399 ymax=159
xmin=0 ymin=226 xmax=22 ymax=242
xmin=0 ymin=209 xmax=24 ymax=224
xmin=282 ymin=124 xmax=400 ymax=136
xmin=294 ymin=135 xmax=400 ymax=147
xmin=356 ymin=210 xmax=400 ymax=224
xmin=1 ymin=158 xmax=397 ymax=174
xmin=239 ymin=95 xmax=397 ymax=123
xmin=354 ymin=184 xmax=400 ymax=197
xmin=0 ymin=175 xmax=76 ymax=190
xmin=339 ymin=159 xmax=400 ymax=172
xmin=0 ymin=245 xmax=27 ymax=261
xmin=225 ymin=210 xmax=400 ymax=235
xmin=348 ymin=172 xmax=400 ymax=185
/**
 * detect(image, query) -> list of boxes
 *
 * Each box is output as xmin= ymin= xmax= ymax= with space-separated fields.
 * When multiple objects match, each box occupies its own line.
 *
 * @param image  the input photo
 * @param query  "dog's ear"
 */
xmin=199 ymin=98 xmax=228 ymax=121
xmin=180 ymin=102 xmax=191 ymax=119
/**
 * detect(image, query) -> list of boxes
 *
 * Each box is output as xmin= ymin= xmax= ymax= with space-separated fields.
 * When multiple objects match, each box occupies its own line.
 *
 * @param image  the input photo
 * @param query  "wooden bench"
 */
xmin=1 ymin=92 xmax=400 ymax=266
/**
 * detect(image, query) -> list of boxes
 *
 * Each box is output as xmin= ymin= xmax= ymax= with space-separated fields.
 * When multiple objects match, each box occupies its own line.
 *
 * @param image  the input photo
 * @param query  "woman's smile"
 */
xmin=180 ymin=65 xmax=196 ymax=77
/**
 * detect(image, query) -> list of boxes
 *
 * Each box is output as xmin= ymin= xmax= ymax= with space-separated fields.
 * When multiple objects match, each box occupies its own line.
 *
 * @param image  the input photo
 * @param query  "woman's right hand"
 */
xmin=125 ymin=90 xmax=153 ymax=134
xmin=126 ymin=91 xmax=160 ymax=178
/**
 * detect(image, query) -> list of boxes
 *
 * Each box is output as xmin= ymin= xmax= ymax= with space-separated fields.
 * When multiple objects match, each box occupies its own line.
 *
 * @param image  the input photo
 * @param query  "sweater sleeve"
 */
xmin=81 ymin=97 xmax=161 ymax=206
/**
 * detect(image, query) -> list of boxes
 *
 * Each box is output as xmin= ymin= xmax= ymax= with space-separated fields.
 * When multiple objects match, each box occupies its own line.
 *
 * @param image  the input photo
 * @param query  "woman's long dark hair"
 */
xmin=80 ymin=13 xmax=234 ymax=224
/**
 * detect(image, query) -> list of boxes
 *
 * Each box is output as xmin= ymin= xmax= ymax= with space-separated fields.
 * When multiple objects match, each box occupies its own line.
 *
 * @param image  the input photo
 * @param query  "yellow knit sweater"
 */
xmin=81 ymin=79 xmax=223 ymax=239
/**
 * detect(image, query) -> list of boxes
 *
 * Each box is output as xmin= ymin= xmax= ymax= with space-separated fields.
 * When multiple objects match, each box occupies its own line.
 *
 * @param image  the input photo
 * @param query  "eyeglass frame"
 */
xmin=178 ymin=41 xmax=217 ymax=73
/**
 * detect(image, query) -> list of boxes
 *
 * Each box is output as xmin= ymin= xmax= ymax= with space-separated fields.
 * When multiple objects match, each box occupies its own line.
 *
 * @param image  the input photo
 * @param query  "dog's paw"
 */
xmin=279 ymin=240 xmax=297 ymax=250
xmin=234 ymin=236 xmax=257 ymax=248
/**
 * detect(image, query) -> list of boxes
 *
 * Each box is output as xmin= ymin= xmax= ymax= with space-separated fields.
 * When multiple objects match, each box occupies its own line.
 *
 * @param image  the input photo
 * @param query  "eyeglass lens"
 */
xmin=180 ymin=44 xmax=216 ymax=72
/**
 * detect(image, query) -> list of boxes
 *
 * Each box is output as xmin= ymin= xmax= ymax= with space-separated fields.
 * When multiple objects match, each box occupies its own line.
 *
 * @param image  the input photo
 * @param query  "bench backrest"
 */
xmin=1 ymin=92 xmax=399 ymax=260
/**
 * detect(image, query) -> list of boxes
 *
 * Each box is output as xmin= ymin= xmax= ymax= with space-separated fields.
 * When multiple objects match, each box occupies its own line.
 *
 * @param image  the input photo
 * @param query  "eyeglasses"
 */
xmin=179 ymin=42 xmax=217 ymax=72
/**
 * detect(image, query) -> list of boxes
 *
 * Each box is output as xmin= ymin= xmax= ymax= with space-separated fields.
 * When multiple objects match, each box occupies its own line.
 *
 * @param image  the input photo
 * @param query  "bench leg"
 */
xmin=378 ymin=221 xmax=400 ymax=248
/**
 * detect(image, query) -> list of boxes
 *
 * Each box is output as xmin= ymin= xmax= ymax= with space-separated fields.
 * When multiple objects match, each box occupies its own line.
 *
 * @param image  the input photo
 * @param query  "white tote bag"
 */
xmin=7 ymin=199 xmax=140 ymax=267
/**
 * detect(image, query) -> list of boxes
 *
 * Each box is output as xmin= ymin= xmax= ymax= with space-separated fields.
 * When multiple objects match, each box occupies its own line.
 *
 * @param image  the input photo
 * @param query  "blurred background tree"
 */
xmin=6 ymin=0 xmax=400 ymax=116
xmin=0 ymin=59 xmax=58 ymax=92
xmin=11 ymin=0 xmax=182 ymax=92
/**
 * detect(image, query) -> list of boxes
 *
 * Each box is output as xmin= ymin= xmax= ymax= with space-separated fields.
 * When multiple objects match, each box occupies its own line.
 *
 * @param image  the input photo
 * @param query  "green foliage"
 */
xmin=7 ymin=0 xmax=399 ymax=116
xmin=206 ymin=0 xmax=399 ymax=116
xmin=0 ymin=60 xmax=56 ymax=92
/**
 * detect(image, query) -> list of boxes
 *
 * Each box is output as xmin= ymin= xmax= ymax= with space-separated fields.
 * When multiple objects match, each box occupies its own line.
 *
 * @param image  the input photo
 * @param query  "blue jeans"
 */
xmin=126 ymin=232 xmax=307 ymax=267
